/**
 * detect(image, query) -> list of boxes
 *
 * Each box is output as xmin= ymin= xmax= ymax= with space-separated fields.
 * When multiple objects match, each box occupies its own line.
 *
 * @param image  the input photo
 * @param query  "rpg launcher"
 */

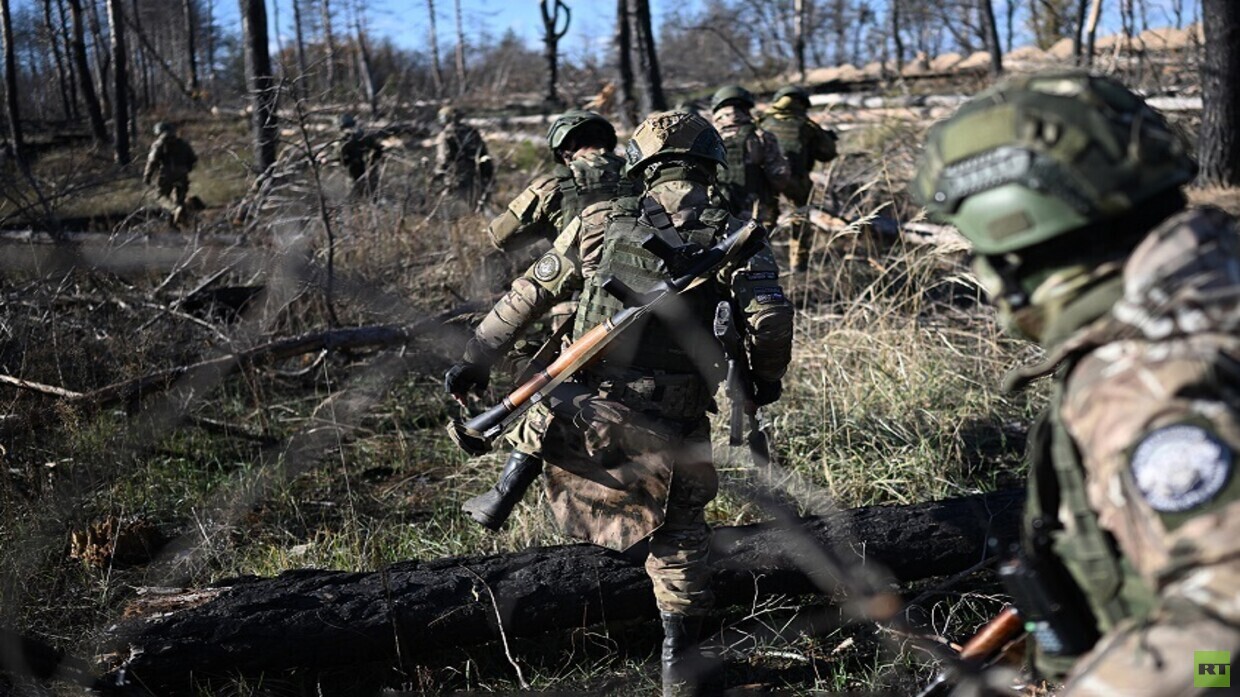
xmin=916 ymin=605 xmax=1027 ymax=697
xmin=448 ymin=219 xmax=766 ymax=455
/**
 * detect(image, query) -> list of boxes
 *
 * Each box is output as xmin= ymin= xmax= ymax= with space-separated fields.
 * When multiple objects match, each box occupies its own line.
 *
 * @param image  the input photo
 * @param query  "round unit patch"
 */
xmin=533 ymin=252 xmax=563 ymax=282
xmin=1130 ymin=424 xmax=1233 ymax=513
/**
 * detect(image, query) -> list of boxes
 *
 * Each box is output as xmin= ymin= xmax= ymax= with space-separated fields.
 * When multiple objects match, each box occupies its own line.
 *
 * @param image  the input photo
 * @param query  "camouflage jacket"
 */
xmin=434 ymin=122 xmax=491 ymax=188
xmin=143 ymin=135 xmax=197 ymax=183
xmin=1021 ymin=207 xmax=1240 ymax=694
xmin=758 ymin=105 xmax=837 ymax=205
xmin=713 ymin=106 xmax=791 ymax=223
xmin=465 ymin=180 xmax=794 ymax=549
xmin=485 ymin=149 xmax=632 ymax=252
xmin=338 ymin=128 xmax=382 ymax=171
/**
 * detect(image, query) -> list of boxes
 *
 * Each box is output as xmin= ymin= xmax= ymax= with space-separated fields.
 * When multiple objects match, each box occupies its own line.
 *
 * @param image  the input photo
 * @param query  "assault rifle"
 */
xmin=916 ymin=605 xmax=1027 ymax=697
xmin=448 ymin=219 xmax=766 ymax=455
xmin=712 ymin=300 xmax=775 ymax=467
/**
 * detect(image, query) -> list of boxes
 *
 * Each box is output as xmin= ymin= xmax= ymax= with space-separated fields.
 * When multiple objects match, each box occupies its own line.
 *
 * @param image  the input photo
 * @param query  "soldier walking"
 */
xmin=433 ymin=105 xmax=493 ymax=212
xmin=143 ymin=122 xmax=197 ymax=228
xmin=336 ymin=113 xmax=383 ymax=199
xmin=759 ymin=85 xmax=838 ymax=272
xmin=914 ymin=71 xmax=1240 ymax=695
xmin=709 ymin=85 xmax=790 ymax=227
xmin=446 ymin=111 xmax=794 ymax=695
xmin=455 ymin=109 xmax=637 ymax=531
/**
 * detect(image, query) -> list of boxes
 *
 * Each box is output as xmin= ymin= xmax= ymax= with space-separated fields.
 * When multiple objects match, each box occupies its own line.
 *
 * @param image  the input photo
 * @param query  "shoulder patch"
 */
xmin=1130 ymin=424 xmax=1233 ymax=513
xmin=532 ymin=252 xmax=563 ymax=282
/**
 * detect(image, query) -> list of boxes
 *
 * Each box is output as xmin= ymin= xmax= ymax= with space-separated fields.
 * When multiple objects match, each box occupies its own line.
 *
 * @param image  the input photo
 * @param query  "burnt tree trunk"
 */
xmin=106 ymin=489 xmax=1024 ymax=692
xmin=631 ymin=0 xmax=665 ymax=112
xmin=241 ymin=0 xmax=277 ymax=172
xmin=320 ymin=0 xmax=336 ymax=91
xmin=614 ymin=0 xmax=637 ymax=128
xmin=1200 ymin=0 xmax=1240 ymax=186
xmin=979 ymin=0 xmax=1003 ymax=75
xmin=540 ymin=0 xmax=569 ymax=108
xmin=793 ymin=0 xmax=806 ymax=82
xmin=183 ymin=0 xmax=198 ymax=93
xmin=66 ymin=0 xmax=108 ymax=144
xmin=425 ymin=0 xmax=444 ymax=97
xmin=106 ymin=0 xmax=129 ymax=164
xmin=890 ymin=0 xmax=904 ymax=76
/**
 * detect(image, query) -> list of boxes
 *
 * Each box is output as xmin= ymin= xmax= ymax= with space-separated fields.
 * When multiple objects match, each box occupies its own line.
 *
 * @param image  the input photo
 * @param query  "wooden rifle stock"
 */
xmin=916 ymin=606 xmax=1026 ymax=697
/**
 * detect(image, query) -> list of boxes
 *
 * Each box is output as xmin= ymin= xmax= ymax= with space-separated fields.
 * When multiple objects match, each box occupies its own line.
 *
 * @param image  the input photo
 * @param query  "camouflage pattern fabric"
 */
xmin=1036 ymin=208 xmax=1240 ymax=694
xmin=713 ymin=106 xmax=790 ymax=227
xmin=143 ymin=134 xmax=197 ymax=207
xmin=759 ymin=105 xmax=836 ymax=270
xmin=434 ymin=121 xmax=492 ymax=204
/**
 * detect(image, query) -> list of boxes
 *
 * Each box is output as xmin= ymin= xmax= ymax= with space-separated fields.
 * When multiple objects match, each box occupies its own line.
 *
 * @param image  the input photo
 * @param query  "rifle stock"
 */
xmin=916 ymin=606 xmax=1025 ymax=697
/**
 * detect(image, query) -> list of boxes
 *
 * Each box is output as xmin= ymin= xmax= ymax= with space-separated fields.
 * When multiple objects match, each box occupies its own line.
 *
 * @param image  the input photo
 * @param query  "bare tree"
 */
xmin=291 ymin=0 xmax=308 ymax=95
xmin=55 ymin=0 xmax=82 ymax=117
xmin=321 ymin=0 xmax=336 ymax=90
xmin=793 ymin=0 xmax=806 ymax=81
xmin=352 ymin=0 xmax=376 ymax=114
xmin=426 ymin=0 xmax=444 ymax=96
xmin=453 ymin=0 xmax=466 ymax=94
xmin=106 ymin=0 xmax=129 ymax=163
xmin=614 ymin=0 xmax=636 ymax=128
xmin=242 ymin=0 xmax=277 ymax=171
xmin=66 ymin=0 xmax=107 ymax=144
xmin=980 ymin=0 xmax=1003 ymax=75
xmin=0 ymin=0 xmax=21 ymax=162
xmin=41 ymin=0 xmax=74 ymax=119
xmin=890 ymin=0 xmax=904 ymax=74
xmin=1083 ymin=0 xmax=1102 ymax=66
xmin=631 ymin=0 xmax=665 ymax=113
xmin=1199 ymin=0 xmax=1240 ymax=185
xmin=540 ymin=0 xmax=570 ymax=107
xmin=183 ymin=0 xmax=198 ymax=93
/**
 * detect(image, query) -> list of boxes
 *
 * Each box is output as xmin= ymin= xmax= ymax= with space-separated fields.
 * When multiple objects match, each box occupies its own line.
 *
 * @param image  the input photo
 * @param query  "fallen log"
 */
xmin=105 ymin=488 xmax=1024 ymax=693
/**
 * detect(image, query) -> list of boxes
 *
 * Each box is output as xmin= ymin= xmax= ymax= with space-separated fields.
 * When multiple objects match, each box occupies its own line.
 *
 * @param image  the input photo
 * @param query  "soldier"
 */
xmin=460 ymin=110 xmax=635 ymax=530
xmin=433 ymin=105 xmax=493 ymax=211
xmin=913 ymin=71 xmax=1240 ymax=694
xmin=446 ymin=111 xmax=794 ymax=695
xmin=143 ymin=122 xmax=198 ymax=227
xmin=759 ymin=85 xmax=838 ymax=271
xmin=486 ymin=109 xmax=633 ymax=253
xmin=336 ymin=113 xmax=383 ymax=198
xmin=710 ymin=85 xmax=791 ymax=227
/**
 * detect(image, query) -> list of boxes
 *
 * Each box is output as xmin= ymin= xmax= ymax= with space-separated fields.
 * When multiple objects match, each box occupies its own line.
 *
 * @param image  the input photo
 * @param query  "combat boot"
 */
xmin=462 ymin=451 xmax=542 ymax=531
xmin=660 ymin=612 xmax=721 ymax=696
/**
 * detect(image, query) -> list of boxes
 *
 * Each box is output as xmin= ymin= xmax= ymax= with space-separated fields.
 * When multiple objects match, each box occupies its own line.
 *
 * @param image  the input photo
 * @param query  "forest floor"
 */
xmin=0 ymin=93 xmax=1235 ymax=696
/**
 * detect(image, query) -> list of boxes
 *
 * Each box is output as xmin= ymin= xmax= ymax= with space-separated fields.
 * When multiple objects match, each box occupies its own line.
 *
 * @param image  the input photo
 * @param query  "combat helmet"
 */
xmin=913 ymin=71 xmax=1196 ymax=256
xmin=624 ymin=110 xmax=727 ymax=180
xmin=711 ymin=85 xmax=755 ymax=112
xmin=437 ymin=105 xmax=458 ymax=125
xmin=772 ymin=85 xmax=811 ymax=108
xmin=153 ymin=121 xmax=174 ymax=135
xmin=337 ymin=113 xmax=357 ymax=129
xmin=546 ymin=110 xmax=617 ymax=152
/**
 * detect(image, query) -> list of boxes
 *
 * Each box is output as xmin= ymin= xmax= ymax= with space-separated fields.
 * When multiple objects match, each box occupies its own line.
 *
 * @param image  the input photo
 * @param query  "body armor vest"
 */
xmin=761 ymin=115 xmax=809 ymax=179
xmin=1024 ymin=375 xmax=1156 ymax=679
xmin=717 ymin=125 xmax=766 ymax=217
xmin=573 ymin=197 xmax=727 ymax=377
xmin=555 ymin=153 xmax=633 ymax=225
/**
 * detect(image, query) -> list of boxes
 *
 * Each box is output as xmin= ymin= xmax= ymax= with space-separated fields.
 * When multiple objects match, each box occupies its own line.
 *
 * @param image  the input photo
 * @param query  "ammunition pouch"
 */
xmin=583 ymin=369 xmax=715 ymax=424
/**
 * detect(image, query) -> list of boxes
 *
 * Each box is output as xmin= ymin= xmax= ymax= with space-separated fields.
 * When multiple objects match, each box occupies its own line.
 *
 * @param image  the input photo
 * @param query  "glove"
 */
xmin=444 ymin=362 xmax=491 ymax=400
xmin=753 ymin=379 xmax=782 ymax=407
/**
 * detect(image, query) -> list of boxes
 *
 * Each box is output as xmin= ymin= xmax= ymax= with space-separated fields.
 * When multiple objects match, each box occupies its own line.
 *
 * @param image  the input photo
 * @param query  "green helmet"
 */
xmin=546 ymin=110 xmax=617 ymax=152
xmin=711 ymin=85 xmax=754 ymax=112
xmin=773 ymin=85 xmax=811 ymax=107
xmin=338 ymin=113 xmax=356 ymax=129
xmin=624 ymin=110 xmax=727 ymax=179
xmin=913 ymin=71 xmax=1196 ymax=255
xmin=153 ymin=121 xmax=174 ymax=135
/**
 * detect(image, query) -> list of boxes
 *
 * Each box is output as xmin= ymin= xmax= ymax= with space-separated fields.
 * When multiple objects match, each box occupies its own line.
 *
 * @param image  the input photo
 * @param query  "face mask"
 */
xmin=974 ymin=256 xmax=1120 ymax=344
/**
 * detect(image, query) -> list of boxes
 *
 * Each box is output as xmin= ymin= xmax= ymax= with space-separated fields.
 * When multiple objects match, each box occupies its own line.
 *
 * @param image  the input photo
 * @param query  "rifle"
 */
xmin=916 ymin=605 xmax=1027 ymax=697
xmin=712 ymin=300 xmax=774 ymax=466
xmin=448 ymin=218 xmax=766 ymax=455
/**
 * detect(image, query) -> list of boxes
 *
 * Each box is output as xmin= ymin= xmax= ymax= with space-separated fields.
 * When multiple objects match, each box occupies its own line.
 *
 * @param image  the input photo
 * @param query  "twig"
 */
xmin=0 ymin=375 xmax=84 ymax=399
xmin=459 ymin=565 xmax=528 ymax=689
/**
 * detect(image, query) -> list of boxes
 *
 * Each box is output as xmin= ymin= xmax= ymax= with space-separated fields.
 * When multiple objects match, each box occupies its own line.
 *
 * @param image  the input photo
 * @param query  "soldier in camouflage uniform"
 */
xmin=447 ymin=111 xmax=794 ymax=695
xmin=433 ymin=105 xmax=493 ymax=211
xmin=336 ymin=113 xmax=383 ymax=198
xmin=143 ymin=122 xmax=198 ymax=227
xmin=759 ymin=85 xmax=838 ymax=271
xmin=914 ymin=71 xmax=1240 ymax=695
xmin=710 ymin=85 xmax=791 ymax=227
xmin=457 ymin=110 xmax=636 ymax=531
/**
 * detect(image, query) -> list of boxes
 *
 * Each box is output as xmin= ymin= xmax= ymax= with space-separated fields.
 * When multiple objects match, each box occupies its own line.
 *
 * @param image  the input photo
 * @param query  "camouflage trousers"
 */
xmin=512 ymin=396 xmax=718 ymax=616
xmin=157 ymin=176 xmax=189 ymax=208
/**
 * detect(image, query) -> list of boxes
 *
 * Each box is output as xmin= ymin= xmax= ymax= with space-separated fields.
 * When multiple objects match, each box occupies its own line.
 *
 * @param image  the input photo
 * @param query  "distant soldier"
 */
xmin=759 ymin=85 xmax=838 ymax=271
xmin=143 ymin=122 xmax=197 ymax=227
xmin=486 ymin=109 xmax=634 ymax=253
xmin=433 ymin=106 xmax=493 ymax=211
xmin=710 ymin=85 xmax=791 ymax=227
xmin=336 ymin=113 xmax=383 ymax=198
xmin=914 ymin=71 xmax=1240 ymax=695
xmin=460 ymin=110 xmax=636 ymax=530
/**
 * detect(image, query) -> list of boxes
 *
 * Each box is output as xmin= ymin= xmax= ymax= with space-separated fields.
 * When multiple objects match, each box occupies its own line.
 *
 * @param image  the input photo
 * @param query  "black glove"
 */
xmin=753 ymin=379 xmax=782 ymax=407
xmin=444 ymin=362 xmax=491 ymax=399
